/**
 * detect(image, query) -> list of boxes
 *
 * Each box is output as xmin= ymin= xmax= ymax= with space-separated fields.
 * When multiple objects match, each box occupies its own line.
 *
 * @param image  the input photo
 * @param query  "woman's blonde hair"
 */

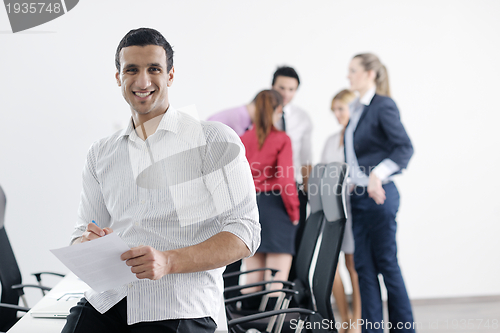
xmin=253 ymin=90 xmax=283 ymax=149
xmin=331 ymin=89 xmax=356 ymax=109
xmin=353 ymin=53 xmax=391 ymax=97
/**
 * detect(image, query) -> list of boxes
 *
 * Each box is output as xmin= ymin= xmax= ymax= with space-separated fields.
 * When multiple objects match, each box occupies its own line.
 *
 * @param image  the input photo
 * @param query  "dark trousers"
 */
xmin=61 ymin=298 xmax=217 ymax=333
xmin=351 ymin=182 xmax=415 ymax=333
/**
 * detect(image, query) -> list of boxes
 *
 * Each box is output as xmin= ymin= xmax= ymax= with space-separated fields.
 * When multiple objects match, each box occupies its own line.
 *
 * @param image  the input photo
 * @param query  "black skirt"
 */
xmin=256 ymin=191 xmax=298 ymax=255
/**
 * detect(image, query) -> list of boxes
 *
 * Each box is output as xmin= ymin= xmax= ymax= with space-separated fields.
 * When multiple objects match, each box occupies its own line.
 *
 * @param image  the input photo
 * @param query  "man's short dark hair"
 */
xmin=272 ymin=66 xmax=300 ymax=86
xmin=115 ymin=28 xmax=174 ymax=73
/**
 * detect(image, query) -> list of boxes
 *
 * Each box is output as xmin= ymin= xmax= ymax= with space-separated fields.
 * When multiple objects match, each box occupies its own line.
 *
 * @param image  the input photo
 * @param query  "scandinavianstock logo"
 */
xmin=3 ymin=0 xmax=79 ymax=33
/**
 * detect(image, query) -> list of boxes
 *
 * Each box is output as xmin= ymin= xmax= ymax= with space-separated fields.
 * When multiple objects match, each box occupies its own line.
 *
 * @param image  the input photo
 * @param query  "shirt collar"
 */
xmin=156 ymin=106 xmax=179 ymax=134
xmin=360 ymin=86 xmax=376 ymax=106
xmin=119 ymin=118 xmax=135 ymax=138
xmin=118 ymin=106 xmax=179 ymax=140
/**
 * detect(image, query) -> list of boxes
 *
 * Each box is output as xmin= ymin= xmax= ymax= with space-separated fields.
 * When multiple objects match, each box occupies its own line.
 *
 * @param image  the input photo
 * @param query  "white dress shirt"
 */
xmin=71 ymin=107 xmax=260 ymax=325
xmin=344 ymin=87 xmax=400 ymax=186
xmin=274 ymin=104 xmax=313 ymax=183
xmin=320 ymin=131 xmax=344 ymax=165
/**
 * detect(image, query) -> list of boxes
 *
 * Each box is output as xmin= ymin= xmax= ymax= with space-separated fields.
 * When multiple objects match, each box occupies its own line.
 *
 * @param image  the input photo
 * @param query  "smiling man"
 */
xmin=62 ymin=28 xmax=260 ymax=333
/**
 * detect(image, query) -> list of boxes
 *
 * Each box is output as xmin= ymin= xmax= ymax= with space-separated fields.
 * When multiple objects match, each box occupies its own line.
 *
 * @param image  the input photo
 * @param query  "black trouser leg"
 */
xmin=62 ymin=297 xmax=217 ymax=333
xmin=61 ymin=297 xmax=128 ymax=333
xmin=288 ymin=187 xmax=308 ymax=281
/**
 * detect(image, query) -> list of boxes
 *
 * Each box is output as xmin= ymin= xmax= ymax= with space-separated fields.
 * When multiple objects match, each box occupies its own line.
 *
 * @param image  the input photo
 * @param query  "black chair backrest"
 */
xmin=0 ymin=185 xmax=23 ymax=331
xmin=0 ymin=185 xmax=5 ymax=229
xmin=309 ymin=162 xmax=348 ymax=332
xmin=291 ymin=164 xmax=326 ymax=307
xmin=307 ymin=163 xmax=326 ymax=215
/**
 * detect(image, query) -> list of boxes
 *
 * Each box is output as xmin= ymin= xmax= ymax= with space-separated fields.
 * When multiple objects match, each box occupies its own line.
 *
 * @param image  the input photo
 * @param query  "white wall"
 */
xmin=1 ymin=0 xmax=499 ymax=304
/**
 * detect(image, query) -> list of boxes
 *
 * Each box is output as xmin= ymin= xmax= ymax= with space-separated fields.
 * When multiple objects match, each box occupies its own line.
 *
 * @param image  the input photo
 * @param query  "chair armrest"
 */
xmin=0 ymin=303 xmax=30 ymax=312
xmin=225 ymin=289 xmax=298 ymax=305
xmin=11 ymin=284 xmax=51 ymax=292
xmin=32 ymin=272 xmax=65 ymax=283
xmin=224 ymin=280 xmax=294 ymax=293
xmin=223 ymin=267 xmax=279 ymax=279
xmin=227 ymin=307 xmax=315 ymax=328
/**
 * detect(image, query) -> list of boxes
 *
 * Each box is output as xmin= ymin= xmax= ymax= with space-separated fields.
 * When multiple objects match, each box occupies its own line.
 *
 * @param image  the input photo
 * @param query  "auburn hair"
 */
xmin=253 ymin=90 xmax=283 ymax=149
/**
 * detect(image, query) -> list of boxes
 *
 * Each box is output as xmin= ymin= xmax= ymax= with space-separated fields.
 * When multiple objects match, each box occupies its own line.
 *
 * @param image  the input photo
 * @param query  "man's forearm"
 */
xmin=164 ymin=231 xmax=250 ymax=275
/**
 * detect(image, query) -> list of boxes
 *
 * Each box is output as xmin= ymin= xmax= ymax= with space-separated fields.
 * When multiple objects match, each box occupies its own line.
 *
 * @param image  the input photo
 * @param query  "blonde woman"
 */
xmin=321 ymin=89 xmax=361 ymax=333
xmin=346 ymin=53 xmax=414 ymax=333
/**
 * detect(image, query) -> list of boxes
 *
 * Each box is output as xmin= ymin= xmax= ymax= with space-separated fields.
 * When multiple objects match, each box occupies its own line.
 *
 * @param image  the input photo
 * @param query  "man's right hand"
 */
xmin=73 ymin=223 xmax=113 ymax=244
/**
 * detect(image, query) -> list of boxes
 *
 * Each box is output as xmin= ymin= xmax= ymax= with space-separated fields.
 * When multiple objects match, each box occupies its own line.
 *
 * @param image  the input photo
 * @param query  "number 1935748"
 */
xmin=444 ymin=319 xmax=498 ymax=330
xmin=6 ymin=2 xmax=62 ymax=14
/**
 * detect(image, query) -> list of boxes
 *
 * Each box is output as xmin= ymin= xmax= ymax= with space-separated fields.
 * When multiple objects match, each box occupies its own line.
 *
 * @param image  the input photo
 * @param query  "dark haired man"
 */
xmin=62 ymin=28 xmax=260 ymax=333
xmin=271 ymin=66 xmax=312 ymax=262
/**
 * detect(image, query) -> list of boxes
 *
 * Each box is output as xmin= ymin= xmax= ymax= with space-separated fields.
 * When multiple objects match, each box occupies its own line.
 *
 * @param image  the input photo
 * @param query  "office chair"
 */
xmin=289 ymin=163 xmax=328 ymax=310
xmin=302 ymin=161 xmax=348 ymax=332
xmin=0 ymin=185 xmax=64 ymax=332
xmin=223 ymin=163 xmax=326 ymax=295
xmin=265 ymin=162 xmax=348 ymax=333
xmin=228 ymin=162 xmax=349 ymax=333
xmin=224 ymin=164 xmax=329 ymax=332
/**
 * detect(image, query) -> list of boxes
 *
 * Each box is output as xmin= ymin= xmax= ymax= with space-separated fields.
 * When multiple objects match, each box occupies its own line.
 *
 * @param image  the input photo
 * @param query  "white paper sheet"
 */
xmin=50 ymin=233 xmax=138 ymax=292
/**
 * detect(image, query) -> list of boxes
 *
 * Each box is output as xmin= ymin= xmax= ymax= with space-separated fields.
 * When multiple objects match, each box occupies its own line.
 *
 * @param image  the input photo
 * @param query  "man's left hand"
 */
xmin=121 ymin=246 xmax=173 ymax=280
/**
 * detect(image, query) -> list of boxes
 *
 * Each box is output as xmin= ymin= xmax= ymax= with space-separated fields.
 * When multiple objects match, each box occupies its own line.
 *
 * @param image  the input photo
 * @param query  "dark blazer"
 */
xmin=353 ymin=94 xmax=413 ymax=176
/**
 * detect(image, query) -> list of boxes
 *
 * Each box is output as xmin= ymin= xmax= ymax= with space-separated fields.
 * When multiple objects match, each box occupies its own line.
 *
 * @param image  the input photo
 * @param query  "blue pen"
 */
xmin=92 ymin=220 xmax=106 ymax=236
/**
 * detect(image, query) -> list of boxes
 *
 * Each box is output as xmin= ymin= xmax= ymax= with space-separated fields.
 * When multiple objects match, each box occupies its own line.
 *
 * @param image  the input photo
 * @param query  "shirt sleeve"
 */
xmin=300 ymin=113 xmax=313 ymax=166
xmin=201 ymin=122 xmax=261 ymax=256
xmin=71 ymin=141 xmax=111 ymax=244
xmin=277 ymin=135 xmax=300 ymax=222
xmin=372 ymin=158 xmax=400 ymax=182
xmin=377 ymin=98 xmax=414 ymax=170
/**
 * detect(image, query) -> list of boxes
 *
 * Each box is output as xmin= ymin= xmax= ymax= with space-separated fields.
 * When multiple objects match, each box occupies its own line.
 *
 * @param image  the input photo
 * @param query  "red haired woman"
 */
xmin=240 ymin=90 xmax=299 ymax=305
